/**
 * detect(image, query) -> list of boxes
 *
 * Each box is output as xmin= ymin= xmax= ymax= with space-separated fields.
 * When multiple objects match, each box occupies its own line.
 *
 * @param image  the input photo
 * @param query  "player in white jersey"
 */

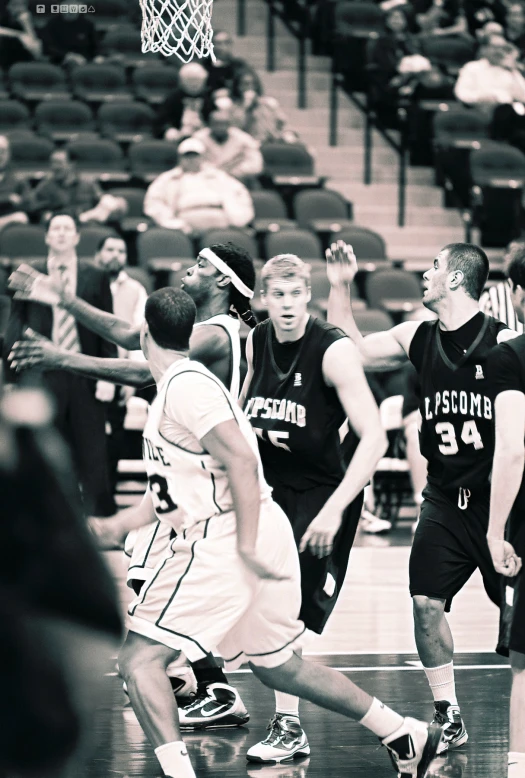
xmin=89 ymin=286 xmax=443 ymax=778
xmin=8 ymin=242 xmax=257 ymax=728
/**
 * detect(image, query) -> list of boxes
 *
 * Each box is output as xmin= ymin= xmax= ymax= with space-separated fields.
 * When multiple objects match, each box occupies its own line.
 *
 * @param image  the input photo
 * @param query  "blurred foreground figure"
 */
xmin=0 ymin=381 xmax=122 ymax=778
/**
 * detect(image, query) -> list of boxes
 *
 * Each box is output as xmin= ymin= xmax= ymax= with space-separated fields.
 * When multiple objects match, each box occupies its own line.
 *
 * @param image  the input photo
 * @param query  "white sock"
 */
xmin=155 ymin=741 xmax=196 ymax=778
xmin=509 ymin=752 xmax=525 ymax=777
xmin=359 ymin=697 xmax=404 ymax=739
xmin=275 ymin=691 xmax=300 ymax=719
xmin=423 ymin=661 xmax=458 ymax=705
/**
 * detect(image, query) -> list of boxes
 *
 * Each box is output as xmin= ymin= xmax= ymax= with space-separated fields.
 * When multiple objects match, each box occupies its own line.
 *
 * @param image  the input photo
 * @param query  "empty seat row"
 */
xmin=2 ymin=61 xmax=179 ymax=104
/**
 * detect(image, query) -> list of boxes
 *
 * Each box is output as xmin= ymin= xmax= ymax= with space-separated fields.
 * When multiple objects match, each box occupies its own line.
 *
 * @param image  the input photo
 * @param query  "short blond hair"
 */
xmin=261 ymin=254 xmax=311 ymax=293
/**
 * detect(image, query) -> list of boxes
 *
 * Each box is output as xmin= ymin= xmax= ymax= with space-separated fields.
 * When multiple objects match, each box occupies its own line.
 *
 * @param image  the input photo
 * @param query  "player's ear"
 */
xmin=449 ymin=270 xmax=464 ymax=289
xmin=306 ymin=284 xmax=312 ymax=304
xmin=216 ymin=274 xmax=231 ymax=290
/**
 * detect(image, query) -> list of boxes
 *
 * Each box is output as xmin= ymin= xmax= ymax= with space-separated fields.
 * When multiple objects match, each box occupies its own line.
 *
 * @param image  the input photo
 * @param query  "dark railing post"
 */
xmin=267 ymin=0 xmax=276 ymax=72
xmin=237 ymin=0 xmax=246 ymax=36
xmin=397 ymin=108 xmax=408 ymax=227
xmin=297 ymin=26 xmax=307 ymax=108
xmin=364 ymin=98 xmax=373 ymax=185
xmin=329 ymin=63 xmax=338 ymax=147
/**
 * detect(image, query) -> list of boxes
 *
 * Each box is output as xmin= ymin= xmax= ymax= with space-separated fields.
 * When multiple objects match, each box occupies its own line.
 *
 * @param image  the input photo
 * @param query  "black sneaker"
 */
xmin=382 ymin=717 xmax=443 ymax=777
xmin=432 ymin=702 xmax=468 ymax=754
xmin=178 ymin=682 xmax=249 ymax=729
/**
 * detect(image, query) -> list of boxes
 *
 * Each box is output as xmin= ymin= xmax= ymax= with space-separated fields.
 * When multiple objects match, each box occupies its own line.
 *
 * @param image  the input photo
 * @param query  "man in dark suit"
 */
xmin=3 ymin=213 xmax=118 ymax=517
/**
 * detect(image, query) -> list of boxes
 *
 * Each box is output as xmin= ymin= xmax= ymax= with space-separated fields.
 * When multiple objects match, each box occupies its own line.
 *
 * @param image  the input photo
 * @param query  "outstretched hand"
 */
xmin=8 ymin=328 xmax=64 ymax=372
xmin=299 ymin=507 xmax=344 ymax=558
xmin=325 ymin=241 xmax=358 ymax=287
xmin=8 ymin=264 xmax=63 ymax=307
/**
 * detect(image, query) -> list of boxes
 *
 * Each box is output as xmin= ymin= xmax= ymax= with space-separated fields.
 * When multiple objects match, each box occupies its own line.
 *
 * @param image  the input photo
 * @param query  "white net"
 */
xmin=140 ymin=0 xmax=215 ymax=63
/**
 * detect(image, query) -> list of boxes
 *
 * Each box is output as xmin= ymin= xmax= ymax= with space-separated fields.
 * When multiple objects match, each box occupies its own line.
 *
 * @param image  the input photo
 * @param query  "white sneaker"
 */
xmin=247 ymin=714 xmax=310 ymax=763
xmin=382 ymin=717 xmax=443 ymax=777
xmin=361 ymin=509 xmax=393 ymax=534
xmin=178 ymin=683 xmax=249 ymax=729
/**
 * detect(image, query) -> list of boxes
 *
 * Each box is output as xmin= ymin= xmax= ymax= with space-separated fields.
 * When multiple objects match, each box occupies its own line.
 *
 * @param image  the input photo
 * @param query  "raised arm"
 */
xmin=326 ymin=241 xmax=419 ymax=369
xmin=299 ymin=337 xmax=388 ymax=557
xmin=8 ymin=264 xmax=141 ymax=352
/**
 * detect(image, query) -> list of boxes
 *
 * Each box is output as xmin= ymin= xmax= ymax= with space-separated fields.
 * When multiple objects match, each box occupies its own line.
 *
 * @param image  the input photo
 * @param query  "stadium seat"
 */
xmin=200 ymin=229 xmax=258 ymax=261
xmin=0 ymin=72 xmax=8 ymax=100
xmin=132 ymin=64 xmax=179 ymax=105
xmin=420 ymin=36 xmax=477 ymax=75
xmin=102 ymin=27 xmax=158 ymax=66
xmin=331 ymin=226 xmax=387 ymax=262
xmin=137 ymin=228 xmax=195 ymax=273
xmin=265 ymin=229 xmax=323 ymax=261
xmin=261 ymin=143 xmax=320 ymax=187
xmin=126 ymin=266 xmax=154 ymax=295
xmin=34 ymin=100 xmax=96 ymax=142
xmin=365 ymin=269 xmax=422 ymax=314
xmin=293 ymin=189 xmax=353 ymax=239
xmin=91 ymin=0 xmax=132 ymax=31
xmin=98 ymin=102 xmax=156 ymax=143
xmin=8 ymin=63 xmax=70 ymax=102
xmin=9 ymin=134 xmax=54 ymax=180
xmin=71 ymin=63 xmax=132 ymax=103
xmin=433 ymin=105 xmax=491 ymax=206
xmin=354 ymin=308 xmax=394 ymax=336
xmin=469 ymin=142 xmax=525 ymax=247
xmin=128 ymin=140 xmax=179 ymax=183
xmin=0 ymin=101 xmax=31 ymax=135
xmin=77 ymin=226 xmax=119 ymax=258
xmin=250 ymin=190 xmax=297 ymax=233
xmin=0 ymin=224 xmax=47 ymax=264
xmin=333 ymin=1 xmax=384 ymax=91
xmin=65 ymin=139 xmax=129 ymax=182
xmin=109 ymin=187 xmax=150 ymax=232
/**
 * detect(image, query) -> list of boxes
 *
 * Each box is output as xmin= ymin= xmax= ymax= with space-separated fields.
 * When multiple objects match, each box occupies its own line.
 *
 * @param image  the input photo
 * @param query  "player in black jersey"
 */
xmin=485 ymin=258 xmax=525 ymax=778
xmin=240 ymin=253 xmax=388 ymax=763
xmin=327 ymin=240 xmax=519 ymax=754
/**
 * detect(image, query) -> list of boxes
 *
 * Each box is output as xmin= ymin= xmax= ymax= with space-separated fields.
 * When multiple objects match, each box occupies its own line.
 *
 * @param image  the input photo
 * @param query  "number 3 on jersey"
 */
xmin=435 ymin=420 xmax=483 ymax=455
xmin=148 ymin=474 xmax=177 ymax=514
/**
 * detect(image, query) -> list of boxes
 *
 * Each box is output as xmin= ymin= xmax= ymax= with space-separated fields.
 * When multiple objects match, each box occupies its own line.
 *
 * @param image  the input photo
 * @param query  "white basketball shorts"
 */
xmin=127 ymin=498 xmax=306 ymax=670
xmin=126 ymin=520 xmax=173 ymax=587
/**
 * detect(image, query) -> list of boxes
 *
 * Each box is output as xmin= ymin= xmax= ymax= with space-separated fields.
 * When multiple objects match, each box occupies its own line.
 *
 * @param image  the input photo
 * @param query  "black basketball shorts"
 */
xmin=497 ymin=516 xmax=525 ymax=657
xmin=270 ymin=480 xmax=363 ymax=634
xmin=409 ymin=483 xmax=501 ymax=612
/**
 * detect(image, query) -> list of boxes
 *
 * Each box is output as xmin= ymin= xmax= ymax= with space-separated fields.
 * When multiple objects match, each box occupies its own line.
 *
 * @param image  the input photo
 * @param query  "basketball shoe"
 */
xmin=178 ymin=682 xmax=249 ymax=729
xmin=431 ymin=702 xmax=468 ymax=754
xmin=382 ymin=717 xmax=443 ymax=778
xmin=246 ymin=714 xmax=310 ymax=763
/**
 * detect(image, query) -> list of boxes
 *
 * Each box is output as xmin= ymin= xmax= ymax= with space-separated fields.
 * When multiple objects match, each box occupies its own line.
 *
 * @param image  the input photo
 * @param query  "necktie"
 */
xmin=53 ymin=266 xmax=81 ymax=353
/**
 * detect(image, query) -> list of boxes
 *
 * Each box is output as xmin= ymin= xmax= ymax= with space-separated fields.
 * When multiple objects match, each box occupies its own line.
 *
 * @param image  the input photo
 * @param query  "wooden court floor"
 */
xmin=91 ymin=532 xmax=510 ymax=778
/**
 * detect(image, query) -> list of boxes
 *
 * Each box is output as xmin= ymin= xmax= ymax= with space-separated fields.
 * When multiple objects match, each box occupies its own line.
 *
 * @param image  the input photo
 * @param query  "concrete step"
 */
xmin=329 ymin=181 xmax=445 ymax=208
xmin=286 ymin=107 xmax=364 ymax=129
xmin=315 ymin=146 xmax=401 ymax=169
xmin=353 ymin=205 xmax=464 ymax=228
xmin=259 ymin=69 xmax=332 ymax=92
xmin=377 ymin=225 xmax=465 ymax=256
xmin=298 ymin=126 xmax=391 ymax=149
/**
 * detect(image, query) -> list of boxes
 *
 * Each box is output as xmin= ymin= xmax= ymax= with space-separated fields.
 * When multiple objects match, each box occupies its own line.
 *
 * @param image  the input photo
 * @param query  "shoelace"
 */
xmin=262 ymin=715 xmax=295 ymax=746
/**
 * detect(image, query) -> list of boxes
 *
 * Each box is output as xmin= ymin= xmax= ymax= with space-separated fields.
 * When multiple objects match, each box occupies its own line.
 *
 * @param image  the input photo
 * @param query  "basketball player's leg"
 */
xmin=410 ymin=487 xmax=476 ymax=752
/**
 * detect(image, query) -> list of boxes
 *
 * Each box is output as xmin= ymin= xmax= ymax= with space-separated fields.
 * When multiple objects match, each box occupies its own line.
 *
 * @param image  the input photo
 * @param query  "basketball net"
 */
xmin=140 ymin=0 xmax=216 ymax=63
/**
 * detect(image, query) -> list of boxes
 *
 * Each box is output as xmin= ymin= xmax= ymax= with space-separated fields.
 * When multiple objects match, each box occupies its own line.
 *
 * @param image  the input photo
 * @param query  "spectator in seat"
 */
xmin=229 ymin=71 xmax=298 ymax=144
xmin=193 ymin=109 xmax=264 ymax=185
xmin=30 ymin=149 xmax=127 ymax=226
xmin=455 ymin=36 xmax=525 ymax=148
xmin=0 ymin=135 xmax=31 ymax=233
xmin=412 ymin=0 xmax=468 ymax=36
xmin=94 ymin=235 xmax=148 ymax=494
xmin=505 ymin=3 xmax=525 ymax=53
xmin=203 ymin=30 xmax=261 ymax=92
xmin=156 ymin=63 xmax=212 ymax=142
xmin=0 ymin=0 xmax=43 ymax=70
xmin=463 ymin=0 xmax=507 ymax=37
xmin=143 ymin=137 xmax=254 ymax=237
xmin=41 ymin=8 xmax=97 ymax=68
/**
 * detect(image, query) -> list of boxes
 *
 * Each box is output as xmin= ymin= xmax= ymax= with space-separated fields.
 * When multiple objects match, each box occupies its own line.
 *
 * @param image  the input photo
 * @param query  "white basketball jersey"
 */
xmin=195 ymin=314 xmax=241 ymax=399
xmin=143 ymin=359 xmax=271 ymax=531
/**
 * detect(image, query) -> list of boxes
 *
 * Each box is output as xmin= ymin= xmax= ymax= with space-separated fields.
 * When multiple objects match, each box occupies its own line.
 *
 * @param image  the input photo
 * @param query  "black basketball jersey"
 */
xmin=410 ymin=313 xmax=507 ymax=491
xmin=244 ymin=316 xmax=348 ymax=490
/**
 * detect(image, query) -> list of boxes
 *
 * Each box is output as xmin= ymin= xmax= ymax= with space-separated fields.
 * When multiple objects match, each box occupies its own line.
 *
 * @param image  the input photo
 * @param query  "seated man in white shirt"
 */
xmin=143 ymin=138 xmax=254 ymax=236
xmin=455 ymin=36 xmax=525 ymax=113
xmin=193 ymin=109 xmax=264 ymax=186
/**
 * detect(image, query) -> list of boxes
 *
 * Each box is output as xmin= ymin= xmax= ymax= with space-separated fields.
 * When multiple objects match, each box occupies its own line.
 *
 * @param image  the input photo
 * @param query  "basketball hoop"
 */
xmin=140 ymin=0 xmax=216 ymax=63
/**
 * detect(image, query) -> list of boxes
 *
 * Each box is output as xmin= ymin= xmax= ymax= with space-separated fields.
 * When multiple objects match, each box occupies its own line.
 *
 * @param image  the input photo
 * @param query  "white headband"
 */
xmin=199 ymin=247 xmax=254 ymax=299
